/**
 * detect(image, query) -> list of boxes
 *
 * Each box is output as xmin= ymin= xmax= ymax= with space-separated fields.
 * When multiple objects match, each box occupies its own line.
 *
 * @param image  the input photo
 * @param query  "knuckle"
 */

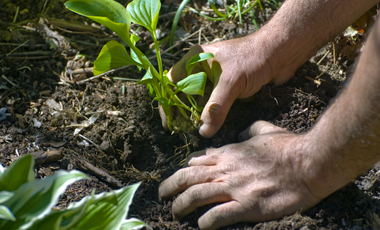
xmin=176 ymin=168 xmax=191 ymax=187
xmin=187 ymin=186 xmax=203 ymax=201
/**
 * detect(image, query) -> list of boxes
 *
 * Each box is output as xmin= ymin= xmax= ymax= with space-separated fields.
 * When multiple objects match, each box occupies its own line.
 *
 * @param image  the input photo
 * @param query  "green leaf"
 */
xmin=27 ymin=210 xmax=63 ymax=230
xmin=127 ymin=0 xmax=161 ymax=34
xmin=137 ymin=66 xmax=154 ymax=84
xmin=65 ymin=182 xmax=142 ymax=230
xmin=0 ymin=155 xmax=35 ymax=192
xmin=28 ymin=195 xmax=90 ymax=230
xmin=185 ymin=53 xmax=214 ymax=76
xmin=154 ymin=97 xmax=169 ymax=106
xmin=163 ymin=74 xmax=176 ymax=87
xmin=93 ymin=40 xmax=141 ymax=75
xmin=65 ymin=0 xmax=132 ymax=44
xmin=0 ymin=205 xmax=15 ymax=221
xmin=130 ymin=34 xmax=142 ymax=70
xmin=0 ymin=170 xmax=89 ymax=229
xmin=0 ymin=191 xmax=13 ymax=203
xmin=176 ymin=72 xmax=207 ymax=96
xmin=146 ymin=84 xmax=156 ymax=98
xmin=120 ymin=217 xmax=152 ymax=230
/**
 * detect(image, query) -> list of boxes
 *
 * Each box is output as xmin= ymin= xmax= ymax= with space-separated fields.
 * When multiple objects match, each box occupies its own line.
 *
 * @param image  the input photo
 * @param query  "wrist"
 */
xmin=299 ymin=124 xmax=377 ymax=200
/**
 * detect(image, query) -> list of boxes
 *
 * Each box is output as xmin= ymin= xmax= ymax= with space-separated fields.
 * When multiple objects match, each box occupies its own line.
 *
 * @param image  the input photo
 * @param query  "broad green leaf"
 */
xmin=120 ymin=217 xmax=151 ymax=230
xmin=185 ymin=53 xmax=214 ymax=76
xmin=0 ymin=205 xmax=15 ymax=221
xmin=28 ymin=195 xmax=90 ymax=230
xmin=154 ymin=97 xmax=169 ymax=106
xmin=93 ymin=40 xmax=141 ymax=75
xmin=163 ymin=74 xmax=176 ymax=87
xmin=130 ymin=34 xmax=142 ymax=70
xmin=66 ymin=182 xmax=142 ymax=230
xmin=27 ymin=210 xmax=62 ymax=230
xmin=176 ymin=72 xmax=207 ymax=96
xmin=146 ymin=84 xmax=156 ymax=98
xmin=0 ymin=170 xmax=89 ymax=229
xmin=0 ymin=191 xmax=14 ymax=203
xmin=137 ymin=66 xmax=154 ymax=84
xmin=65 ymin=0 xmax=132 ymax=44
xmin=0 ymin=154 xmax=35 ymax=192
xmin=127 ymin=0 xmax=160 ymax=34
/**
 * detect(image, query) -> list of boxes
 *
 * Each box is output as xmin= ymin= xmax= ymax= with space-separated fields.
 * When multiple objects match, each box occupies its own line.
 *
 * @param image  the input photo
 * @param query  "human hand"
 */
xmin=161 ymin=31 xmax=296 ymax=137
xmin=159 ymin=121 xmax=325 ymax=230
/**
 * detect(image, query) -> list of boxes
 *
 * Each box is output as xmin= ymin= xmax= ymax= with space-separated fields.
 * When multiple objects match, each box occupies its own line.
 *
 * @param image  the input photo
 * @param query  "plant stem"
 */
xmin=152 ymin=35 xmax=163 ymax=77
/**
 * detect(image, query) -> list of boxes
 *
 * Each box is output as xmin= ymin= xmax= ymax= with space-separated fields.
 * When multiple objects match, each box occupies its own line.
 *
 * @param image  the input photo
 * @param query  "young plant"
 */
xmin=65 ymin=0 xmax=213 ymax=133
xmin=0 ymin=154 xmax=150 ymax=230
xmin=170 ymin=0 xmax=280 ymax=47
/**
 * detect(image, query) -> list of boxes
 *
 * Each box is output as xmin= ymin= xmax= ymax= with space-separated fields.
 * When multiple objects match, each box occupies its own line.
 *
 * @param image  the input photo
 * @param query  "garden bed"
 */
xmin=1 ymin=0 xmax=380 ymax=229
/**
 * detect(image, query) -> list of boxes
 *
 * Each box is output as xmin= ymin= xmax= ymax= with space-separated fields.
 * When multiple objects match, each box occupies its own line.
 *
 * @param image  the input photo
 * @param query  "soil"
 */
xmin=1 ymin=0 xmax=380 ymax=229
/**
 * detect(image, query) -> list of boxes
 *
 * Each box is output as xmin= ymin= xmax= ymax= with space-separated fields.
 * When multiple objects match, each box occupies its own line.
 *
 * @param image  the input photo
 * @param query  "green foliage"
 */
xmin=0 ymin=154 xmax=150 ymax=230
xmin=65 ymin=0 xmax=214 ymax=132
xmin=169 ymin=0 xmax=280 ymax=44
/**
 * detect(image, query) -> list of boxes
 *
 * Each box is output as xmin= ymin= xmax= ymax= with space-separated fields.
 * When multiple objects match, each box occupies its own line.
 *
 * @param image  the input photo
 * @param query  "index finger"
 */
xmin=169 ymin=45 xmax=205 ymax=83
xmin=159 ymin=166 xmax=216 ymax=199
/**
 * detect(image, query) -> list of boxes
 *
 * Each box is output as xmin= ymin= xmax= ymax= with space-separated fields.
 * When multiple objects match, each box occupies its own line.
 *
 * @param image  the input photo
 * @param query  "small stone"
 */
xmin=100 ymin=140 xmax=110 ymax=151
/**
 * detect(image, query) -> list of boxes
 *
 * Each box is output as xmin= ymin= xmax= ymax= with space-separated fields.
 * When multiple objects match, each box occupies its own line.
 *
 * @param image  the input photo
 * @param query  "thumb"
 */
xmin=199 ymin=84 xmax=237 ymax=138
xmin=238 ymin=120 xmax=287 ymax=141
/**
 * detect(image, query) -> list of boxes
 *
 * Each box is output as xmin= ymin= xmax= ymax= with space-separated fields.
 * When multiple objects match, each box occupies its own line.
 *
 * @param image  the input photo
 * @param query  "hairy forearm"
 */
xmin=303 ymin=18 xmax=380 ymax=198
xmin=255 ymin=0 xmax=378 ymax=84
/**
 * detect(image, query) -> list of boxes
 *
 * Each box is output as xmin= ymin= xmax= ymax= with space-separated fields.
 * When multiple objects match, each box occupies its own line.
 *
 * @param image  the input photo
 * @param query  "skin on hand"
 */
xmin=159 ymin=121 xmax=324 ymax=230
xmin=162 ymin=33 xmax=280 ymax=137
xmin=161 ymin=0 xmax=379 ymax=138
xmin=159 ymin=17 xmax=380 ymax=229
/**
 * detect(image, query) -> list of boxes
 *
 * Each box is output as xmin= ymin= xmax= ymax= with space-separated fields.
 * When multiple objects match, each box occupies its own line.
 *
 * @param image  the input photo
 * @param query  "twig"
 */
xmin=1 ymin=75 xmax=18 ymax=87
xmin=71 ymin=67 xmax=94 ymax=75
xmin=75 ymin=65 xmax=132 ymax=85
xmin=0 ymin=40 xmax=29 ymax=62
xmin=332 ymin=42 xmax=336 ymax=65
xmin=77 ymin=134 xmax=107 ymax=156
xmin=316 ymin=50 xmax=330 ymax=65
xmin=72 ymin=156 xmax=123 ymax=188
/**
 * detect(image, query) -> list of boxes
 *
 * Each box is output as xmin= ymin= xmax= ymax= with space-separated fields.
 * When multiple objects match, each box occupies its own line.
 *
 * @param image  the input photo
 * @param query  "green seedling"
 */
xmin=170 ymin=0 xmax=279 ymax=47
xmin=65 ymin=0 xmax=213 ymax=132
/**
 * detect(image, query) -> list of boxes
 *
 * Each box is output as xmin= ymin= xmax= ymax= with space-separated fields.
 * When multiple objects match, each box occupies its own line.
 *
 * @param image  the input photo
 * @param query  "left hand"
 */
xmin=159 ymin=121 xmax=324 ymax=230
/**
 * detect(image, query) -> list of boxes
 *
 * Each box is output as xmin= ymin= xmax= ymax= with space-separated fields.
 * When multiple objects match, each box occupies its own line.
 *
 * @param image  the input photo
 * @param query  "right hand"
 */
xmin=163 ymin=30 xmax=298 ymax=137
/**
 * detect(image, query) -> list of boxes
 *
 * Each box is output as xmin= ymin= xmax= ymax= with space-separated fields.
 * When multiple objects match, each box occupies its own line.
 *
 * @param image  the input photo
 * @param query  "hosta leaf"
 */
xmin=127 ymin=0 xmax=160 ymax=34
xmin=0 ymin=191 xmax=13 ymax=203
xmin=28 ymin=196 xmax=90 ymax=230
xmin=65 ymin=182 xmax=142 ymax=230
xmin=93 ymin=40 xmax=141 ymax=75
xmin=0 ymin=170 xmax=88 ymax=229
xmin=120 ymin=217 xmax=151 ymax=230
xmin=0 ymin=154 xmax=35 ymax=192
xmin=137 ymin=66 xmax=154 ymax=84
xmin=130 ymin=34 xmax=142 ymax=70
xmin=0 ymin=205 xmax=15 ymax=221
xmin=176 ymin=72 xmax=207 ymax=96
xmin=154 ymin=97 xmax=169 ymax=106
xmin=27 ymin=211 xmax=63 ymax=230
xmin=65 ymin=0 xmax=132 ymax=44
xmin=185 ymin=53 xmax=213 ymax=76
xmin=147 ymin=84 xmax=156 ymax=98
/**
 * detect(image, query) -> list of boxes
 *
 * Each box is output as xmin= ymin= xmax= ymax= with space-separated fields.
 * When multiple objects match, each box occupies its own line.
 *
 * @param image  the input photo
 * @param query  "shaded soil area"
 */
xmin=1 ymin=0 xmax=380 ymax=229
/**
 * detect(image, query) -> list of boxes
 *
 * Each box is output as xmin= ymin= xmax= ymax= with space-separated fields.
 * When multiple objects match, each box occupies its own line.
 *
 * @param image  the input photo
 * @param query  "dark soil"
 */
xmin=1 ymin=0 xmax=380 ymax=229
